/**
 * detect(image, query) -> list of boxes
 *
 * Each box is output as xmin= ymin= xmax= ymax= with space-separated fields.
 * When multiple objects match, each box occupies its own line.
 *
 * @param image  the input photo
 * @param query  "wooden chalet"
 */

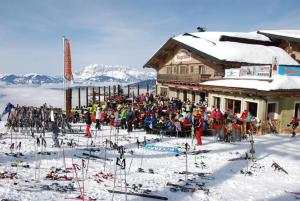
xmin=144 ymin=30 xmax=300 ymax=134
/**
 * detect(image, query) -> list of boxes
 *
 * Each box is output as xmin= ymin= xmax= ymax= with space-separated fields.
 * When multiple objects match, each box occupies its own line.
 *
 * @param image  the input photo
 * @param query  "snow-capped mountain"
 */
xmin=0 ymin=73 xmax=62 ymax=85
xmin=74 ymin=64 xmax=156 ymax=84
xmin=0 ymin=64 xmax=156 ymax=85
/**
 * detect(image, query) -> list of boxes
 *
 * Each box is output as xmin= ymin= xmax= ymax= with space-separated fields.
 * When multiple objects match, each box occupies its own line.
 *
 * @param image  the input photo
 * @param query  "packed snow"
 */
xmin=0 ymin=123 xmax=299 ymax=201
xmin=201 ymin=74 xmax=300 ymax=91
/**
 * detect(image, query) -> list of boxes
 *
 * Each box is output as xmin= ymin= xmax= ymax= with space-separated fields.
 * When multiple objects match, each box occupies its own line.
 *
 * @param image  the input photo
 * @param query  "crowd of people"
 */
xmin=70 ymin=92 xmax=296 ymax=144
xmin=1 ymin=92 xmax=298 ymax=148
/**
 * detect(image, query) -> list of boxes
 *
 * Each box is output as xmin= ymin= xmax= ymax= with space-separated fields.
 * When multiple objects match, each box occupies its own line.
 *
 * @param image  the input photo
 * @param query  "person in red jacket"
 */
xmin=195 ymin=114 xmax=203 ymax=145
xmin=289 ymin=117 xmax=299 ymax=137
xmin=240 ymin=110 xmax=248 ymax=137
xmin=240 ymin=110 xmax=248 ymax=120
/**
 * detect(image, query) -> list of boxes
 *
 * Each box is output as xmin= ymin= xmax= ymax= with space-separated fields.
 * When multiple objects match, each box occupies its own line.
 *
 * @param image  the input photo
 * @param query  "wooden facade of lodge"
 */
xmin=144 ymin=30 xmax=300 ymax=134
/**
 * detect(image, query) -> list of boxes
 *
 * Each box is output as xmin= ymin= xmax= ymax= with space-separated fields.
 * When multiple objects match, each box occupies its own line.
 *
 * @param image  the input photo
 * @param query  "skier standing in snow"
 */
xmin=52 ymin=120 xmax=60 ymax=147
xmin=126 ymin=108 xmax=135 ymax=133
xmin=85 ymin=110 xmax=92 ymax=138
xmin=95 ymin=107 xmax=101 ymax=130
xmin=288 ymin=116 xmax=299 ymax=137
xmin=195 ymin=113 xmax=203 ymax=145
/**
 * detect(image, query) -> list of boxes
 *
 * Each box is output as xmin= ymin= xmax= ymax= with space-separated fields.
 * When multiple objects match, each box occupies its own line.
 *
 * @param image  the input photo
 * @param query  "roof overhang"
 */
xmin=258 ymin=31 xmax=300 ymax=43
xmin=160 ymin=81 xmax=300 ymax=97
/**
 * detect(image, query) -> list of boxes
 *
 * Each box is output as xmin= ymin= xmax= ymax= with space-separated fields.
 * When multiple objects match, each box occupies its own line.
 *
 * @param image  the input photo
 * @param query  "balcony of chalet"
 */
xmin=157 ymin=73 xmax=212 ymax=84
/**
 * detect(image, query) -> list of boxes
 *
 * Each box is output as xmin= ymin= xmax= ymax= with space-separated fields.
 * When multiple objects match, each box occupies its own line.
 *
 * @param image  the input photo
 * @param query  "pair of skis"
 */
xmin=108 ymin=189 xmax=168 ymax=200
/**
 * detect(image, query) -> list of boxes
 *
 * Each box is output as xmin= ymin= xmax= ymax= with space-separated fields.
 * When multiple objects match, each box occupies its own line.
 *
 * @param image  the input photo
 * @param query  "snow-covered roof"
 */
xmin=258 ymin=30 xmax=300 ymax=41
xmin=200 ymin=74 xmax=300 ymax=91
xmin=188 ymin=31 xmax=271 ymax=42
xmin=173 ymin=33 xmax=298 ymax=65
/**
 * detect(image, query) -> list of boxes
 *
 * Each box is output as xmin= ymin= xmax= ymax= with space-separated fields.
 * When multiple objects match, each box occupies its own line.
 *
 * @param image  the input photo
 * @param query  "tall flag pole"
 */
xmin=63 ymin=37 xmax=74 ymax=116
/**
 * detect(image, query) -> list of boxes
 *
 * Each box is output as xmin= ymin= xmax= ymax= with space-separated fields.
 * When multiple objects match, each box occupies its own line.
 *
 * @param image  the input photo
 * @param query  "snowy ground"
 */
xmin=0 ymin=121 xmax=299 ymax=201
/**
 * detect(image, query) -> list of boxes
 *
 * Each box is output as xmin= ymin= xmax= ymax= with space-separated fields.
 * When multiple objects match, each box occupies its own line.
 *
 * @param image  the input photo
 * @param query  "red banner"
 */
xmin=64 ymin=38 xmax=73 ymax=81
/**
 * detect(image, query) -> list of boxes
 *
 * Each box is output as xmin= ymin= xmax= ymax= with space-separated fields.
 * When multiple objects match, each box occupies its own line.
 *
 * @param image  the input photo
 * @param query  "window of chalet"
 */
xmin=173 ymin=66 xmax=178 ymax=74
xmin=192 ymin=91 xmax=195 ymax=103
xmin=199 ymin=65 xmax=205 ymax=74
xmin=267 ymin=102 xmax=278 ymax=120
xmin=167 ymin=67 xmax=172 ymax=74
xmin=213 ymin=97 xmax=221 ymax=109
xmin=246 ymin=101 xmax=258 ymax=117
xmin=160 ymin=87 xmax=168 ymax=96
xmin=225 ymin=99 xmax=241 ymax=114
xmin=190 ymin=66 xmax=194 ymax=74
xmin=180 ymin=66 xmax=187 ymax=74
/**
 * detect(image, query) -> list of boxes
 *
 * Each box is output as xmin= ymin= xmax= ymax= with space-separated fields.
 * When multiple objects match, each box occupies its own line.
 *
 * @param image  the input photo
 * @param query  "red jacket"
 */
xmin=241 ymin=112 xmax=247 ymax=120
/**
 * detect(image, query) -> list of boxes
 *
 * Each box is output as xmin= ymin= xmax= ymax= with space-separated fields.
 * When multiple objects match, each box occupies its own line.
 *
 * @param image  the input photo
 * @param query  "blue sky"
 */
xmin=0 ymin=0 xmax=299 ymax=75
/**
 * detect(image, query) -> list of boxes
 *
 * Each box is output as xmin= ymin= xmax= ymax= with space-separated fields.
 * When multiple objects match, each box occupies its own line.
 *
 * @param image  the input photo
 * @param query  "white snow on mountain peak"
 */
xmin=74 ymin=64 xmax=156 ymax=83
xmin=0 ymin=64 xmax=156 ymax=85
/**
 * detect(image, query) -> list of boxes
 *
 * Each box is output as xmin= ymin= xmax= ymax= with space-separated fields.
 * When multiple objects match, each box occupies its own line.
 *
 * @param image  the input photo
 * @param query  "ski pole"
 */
xmin=61 ymin=139 xmax=67 ymax=170
xmin=185 ymin=143 xmax=190 ymax=183
xmin=191 ymin=125 xmax=195 ymax=147
xmin=73 ymin=164 xmax=83 ymax=199
xmin=81 ymin=159 xmax=85 ymax=201
xmin=86 ymin=140 xmax=93 ymax=175
xmin=104 ymin=139 xmax=107 ymax=172
xmin=111 ymin=158 xmax=118 ymax=201
xmin=140 ymin=145 xmax=145 ymax=170
xmin=123 ymin=159 xmax=128 ymax=201
xmin=127 ymin=158 xmax=133 ymax=175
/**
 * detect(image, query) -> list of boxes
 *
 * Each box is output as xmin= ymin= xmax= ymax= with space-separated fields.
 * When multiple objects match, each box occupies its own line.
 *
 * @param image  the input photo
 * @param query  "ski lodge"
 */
xmin=144 ymin=30 xmax=300 ymax=134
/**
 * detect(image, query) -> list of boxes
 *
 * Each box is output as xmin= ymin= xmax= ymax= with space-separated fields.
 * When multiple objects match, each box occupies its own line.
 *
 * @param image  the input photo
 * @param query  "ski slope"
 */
xmin=0 ymin=123 xmax=299 ymax=201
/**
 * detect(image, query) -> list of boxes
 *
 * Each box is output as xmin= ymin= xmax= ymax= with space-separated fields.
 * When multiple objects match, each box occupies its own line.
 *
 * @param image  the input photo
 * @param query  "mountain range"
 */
xmin=0 ymin=64 xmax=156 ymax=85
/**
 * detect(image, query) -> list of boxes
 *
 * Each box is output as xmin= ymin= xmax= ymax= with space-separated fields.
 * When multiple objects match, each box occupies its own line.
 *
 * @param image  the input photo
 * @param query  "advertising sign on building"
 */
xmin=174 ymin=49 xmax=191 ymax=63
xmin=239 ymin=65 xmax=271 ymax=78
xmin=278 ymin=65 xmax=300 ymax=76
xmin=225 ymin=69 xmax=240 ymax=78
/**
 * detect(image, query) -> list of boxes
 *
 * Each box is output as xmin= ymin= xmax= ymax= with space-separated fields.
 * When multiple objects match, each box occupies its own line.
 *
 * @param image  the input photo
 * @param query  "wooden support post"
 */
xmin=92 ymin=87 xmax=95 ymax=104
xmin=86 ymin=87 xmax=88 ymax=107
xmin=155 ymin=84 xmax=158 ymax=96
xmin=108 ymin=86 xmax=111 ymax=99
xmin=117 ymin=85 xmax=121 ymax=96
xmin=113 ymin=85 xmax=116 ymax=96
xmin=65 ymin=88 xmax=72 ymax=116
xmin=103 ymin=86 xmax=106 ymax=101
xmin=146 ymin=84 xmax=149 ymax=94
xmin=128 ymin=85 xmax=130 ymax=97
xmin=98 ymin=87 xmax=101 ymax=104
xmin=78 ymin=88 xmax=81 ymax=108
xmin=137 ymin=84 xmax=140 ymax=96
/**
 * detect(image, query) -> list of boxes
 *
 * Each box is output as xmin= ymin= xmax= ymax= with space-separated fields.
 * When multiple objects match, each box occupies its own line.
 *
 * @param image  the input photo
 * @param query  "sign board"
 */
xmin=225 ymin=69 xmax=240 ymax=78
xmin=239 ymin=65 xmax=271 ymax=78
xmin=174 ymin=49 xmax=191 ymax=63
xmin=278 ymin=65 xmax=300 ymax=76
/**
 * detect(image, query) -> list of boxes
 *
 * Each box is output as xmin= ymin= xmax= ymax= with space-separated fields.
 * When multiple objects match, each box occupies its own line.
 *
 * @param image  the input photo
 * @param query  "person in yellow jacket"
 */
xmin=121 ymin=108 xmax=127 ymax=129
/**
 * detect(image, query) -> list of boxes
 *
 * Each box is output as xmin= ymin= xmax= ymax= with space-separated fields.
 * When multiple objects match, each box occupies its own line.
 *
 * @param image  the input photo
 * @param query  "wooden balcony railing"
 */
xmin=157 ymin=74 xmax=211 ymax=83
